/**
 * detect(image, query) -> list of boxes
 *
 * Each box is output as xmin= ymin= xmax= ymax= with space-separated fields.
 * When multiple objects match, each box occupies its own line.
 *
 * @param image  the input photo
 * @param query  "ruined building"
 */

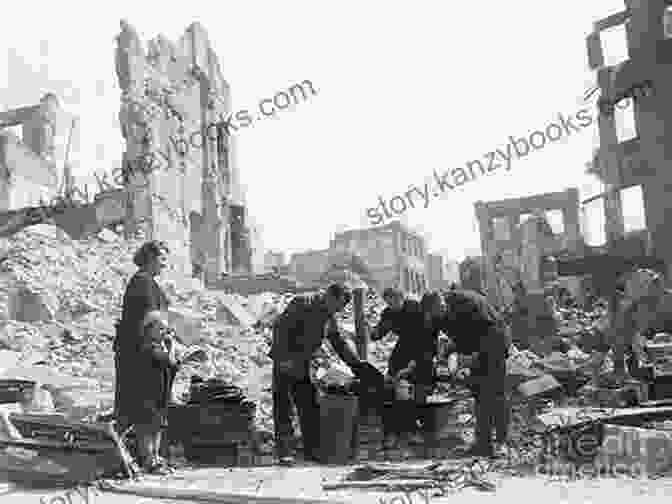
xmin=475 ymin=188 xmax=583 ymax=306
xmin=115 ymin=20 xmax=251 ymax=284
xmin=0 ymin=93 xmax=61 ymax=210
xmin=587 ymin=0 xmax=672 ymax=278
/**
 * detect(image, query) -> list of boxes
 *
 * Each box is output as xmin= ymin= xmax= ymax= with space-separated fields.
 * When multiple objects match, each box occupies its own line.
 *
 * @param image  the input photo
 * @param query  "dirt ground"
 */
xmin=5 ymin=464 xmax=672 ymax=504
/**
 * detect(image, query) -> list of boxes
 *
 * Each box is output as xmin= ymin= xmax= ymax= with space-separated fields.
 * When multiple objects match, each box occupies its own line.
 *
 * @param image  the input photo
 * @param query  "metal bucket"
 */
xmin=395 ymin=379 xmax=414 ymax=401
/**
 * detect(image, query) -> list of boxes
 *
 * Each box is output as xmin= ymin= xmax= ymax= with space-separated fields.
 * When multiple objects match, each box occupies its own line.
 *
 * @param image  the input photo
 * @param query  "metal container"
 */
xmin=395 ymin=379 xmax=414 ymax=401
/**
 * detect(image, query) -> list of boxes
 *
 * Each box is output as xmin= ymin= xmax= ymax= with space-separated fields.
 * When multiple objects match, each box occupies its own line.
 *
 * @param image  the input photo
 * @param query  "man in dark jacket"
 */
xmin=271 ymin=283 xmax=364 ymax=465
xmin=371 ymin=288 xmax=424 ymax=379
xmin=370 ymin=288 xmax=427 ymax=446
xmin=441 ymin=289 xmax=510 ymax=458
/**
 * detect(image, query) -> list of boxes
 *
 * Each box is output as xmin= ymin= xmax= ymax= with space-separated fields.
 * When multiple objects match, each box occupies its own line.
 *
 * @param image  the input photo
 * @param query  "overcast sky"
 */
xmin=0 ymin=0 xmax=646 ymax=262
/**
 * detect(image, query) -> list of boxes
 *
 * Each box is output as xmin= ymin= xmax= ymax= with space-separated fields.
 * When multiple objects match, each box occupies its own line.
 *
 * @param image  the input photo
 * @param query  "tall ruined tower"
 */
xmin=115 ymin=20 xmax=251 ymax=284
xmin=588 ymin=1 xmax=672 ymax=277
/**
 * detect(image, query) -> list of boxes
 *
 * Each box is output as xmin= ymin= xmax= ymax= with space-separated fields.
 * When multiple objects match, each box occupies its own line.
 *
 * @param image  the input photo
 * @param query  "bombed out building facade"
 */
xmin=115 ymin=20 xmax=252 ymax=285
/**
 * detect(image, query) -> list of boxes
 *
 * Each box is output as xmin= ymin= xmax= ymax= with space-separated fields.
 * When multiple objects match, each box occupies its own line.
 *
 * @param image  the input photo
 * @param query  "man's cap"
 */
xmin=326 ymin=283 xmax=352 ymax=303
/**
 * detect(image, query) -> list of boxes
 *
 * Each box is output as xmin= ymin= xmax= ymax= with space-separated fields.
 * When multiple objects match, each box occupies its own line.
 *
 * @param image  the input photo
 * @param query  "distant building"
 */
xmin=289 ymin=249 xmax=332 ymax=285
xmin=444 ymin=259 xmax=460 ymax=285
xmin=426 ymin=254 xmax=444 ymax=290
xmin=264 ymin=250 xmax=286 ymax=272
xmin=331 ymin=221 xmax=427 ymax=295
xmin=459 ymin=256 xmax=485 ymax=293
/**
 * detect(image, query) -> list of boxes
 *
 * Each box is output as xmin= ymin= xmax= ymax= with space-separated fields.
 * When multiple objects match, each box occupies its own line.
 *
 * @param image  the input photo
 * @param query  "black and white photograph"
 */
xmin=1 ymin=1 xmax=672 ymax=502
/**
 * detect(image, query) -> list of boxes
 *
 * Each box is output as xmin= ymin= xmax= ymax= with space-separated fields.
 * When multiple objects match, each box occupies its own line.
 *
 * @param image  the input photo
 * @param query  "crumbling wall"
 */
xmin=0 ymin=94 xmax=61 ymax=213
xmin=588 ymin=1 xmax=672 ymax=278
xmin=475 ymin=189 xmax=582 ymax=306
xmin=115 ymin=20 xmax=239 ymax=282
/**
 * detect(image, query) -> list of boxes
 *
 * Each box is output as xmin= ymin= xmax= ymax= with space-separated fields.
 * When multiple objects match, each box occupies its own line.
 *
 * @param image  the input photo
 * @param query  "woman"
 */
xmin=115 ymin=240 xmax=179 ymax=474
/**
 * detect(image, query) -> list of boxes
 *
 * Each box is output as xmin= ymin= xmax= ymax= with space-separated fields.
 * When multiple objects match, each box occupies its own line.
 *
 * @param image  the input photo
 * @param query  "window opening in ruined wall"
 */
xmin=600 ymin=21 xmax=637 ymax=143
xmin=615 ymin=93 xmax=637 ymax=143
xmin=664 ymin=7 xmax=672 ymax=39
xmin=621 ymin=185 xmax=646 ymax=232
xmin=545 ymin=209 xmax=565 ymax=235
xmin=600 ymin=23 xmax=629 ymax=68
xmin=492 ymin=217 xmax=511 ymax=242
xmin=582 ymin=199 xmax=606 ymax=246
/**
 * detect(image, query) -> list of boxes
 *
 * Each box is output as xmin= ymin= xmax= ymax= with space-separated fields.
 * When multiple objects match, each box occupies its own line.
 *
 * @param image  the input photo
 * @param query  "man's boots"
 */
xmin=275 ymin=437 xmax=294 ymax=466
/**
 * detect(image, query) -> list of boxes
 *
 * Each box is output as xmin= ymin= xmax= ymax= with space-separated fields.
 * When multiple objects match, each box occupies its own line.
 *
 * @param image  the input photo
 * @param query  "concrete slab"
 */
xmin=210 ymin=292 xmax=257 ymax=327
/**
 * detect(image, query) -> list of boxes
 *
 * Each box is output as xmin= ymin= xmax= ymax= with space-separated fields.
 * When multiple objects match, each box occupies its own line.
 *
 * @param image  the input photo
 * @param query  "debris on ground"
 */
xmin=2 ymin=225 xmax=672 ymax=488
xmin=324 ymin=461 xmax=497 ymax=494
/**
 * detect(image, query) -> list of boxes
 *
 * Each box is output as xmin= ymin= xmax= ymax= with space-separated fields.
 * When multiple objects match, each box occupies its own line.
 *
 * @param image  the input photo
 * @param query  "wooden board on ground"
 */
xmin=101 ymin=467 xmax=343 ymax=504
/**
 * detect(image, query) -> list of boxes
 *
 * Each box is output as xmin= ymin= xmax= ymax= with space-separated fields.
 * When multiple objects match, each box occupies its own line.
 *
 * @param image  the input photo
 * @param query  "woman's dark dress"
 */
xmin=114 ymin=271 xmax=174 ymax=429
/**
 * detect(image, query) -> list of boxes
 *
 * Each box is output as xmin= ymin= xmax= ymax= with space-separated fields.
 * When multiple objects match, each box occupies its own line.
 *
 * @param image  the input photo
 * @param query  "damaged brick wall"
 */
xmin=115 ymin=19 xmax=249 ymax=283
xmin=475 ymin=189 xmax=582 ymax=306
xmin=588 ymin=0 xmax=672 ymax=279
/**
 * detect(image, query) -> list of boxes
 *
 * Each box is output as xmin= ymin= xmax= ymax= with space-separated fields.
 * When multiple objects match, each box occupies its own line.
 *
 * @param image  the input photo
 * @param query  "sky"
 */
xmin=0 ymin=0 xmax=648 ymax=263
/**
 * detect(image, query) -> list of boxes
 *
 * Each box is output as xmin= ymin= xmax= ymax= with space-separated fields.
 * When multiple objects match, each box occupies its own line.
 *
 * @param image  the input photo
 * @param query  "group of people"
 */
xmin=271 ymin=284 xmax=512 ymax=465
xmin=113 ymin=240 xmax=513 ymax=472
xmin=112 ymin=238 xmax=672 ymax=472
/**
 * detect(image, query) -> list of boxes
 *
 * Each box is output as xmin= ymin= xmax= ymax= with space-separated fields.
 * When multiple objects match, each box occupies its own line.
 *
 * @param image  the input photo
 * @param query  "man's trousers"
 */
xmin=381 ymin=383 xmax=431 ymax=437
xmin=470 ymin=360 xmax=509 ymax=453
xmin=272 ymin=362 xmax=320 ymax=459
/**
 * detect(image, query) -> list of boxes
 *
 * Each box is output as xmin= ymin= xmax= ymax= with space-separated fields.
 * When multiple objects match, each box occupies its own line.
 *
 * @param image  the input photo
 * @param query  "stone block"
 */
xmin=212 ymin=292 xmax=257 ymax=327
xmin=517 ymin=374 xmax=562 ymax=398
xmin=96 ymin=228 xmax=120 ymax=243
xmin=8 ymin=286 xmax=58 ymax=323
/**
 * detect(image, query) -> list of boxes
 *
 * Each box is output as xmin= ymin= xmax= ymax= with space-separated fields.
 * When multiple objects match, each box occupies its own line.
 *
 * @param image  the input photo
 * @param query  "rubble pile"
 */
xmin=0 ymin=226 xmax=395 ymax=438
xmin=325 ymin=460 xmax=497 ymax=493
xmin=0 ymin=227 xmax=146 ymax=419
xmin=0 ymin=225 xmax=629 ymax=462
xmin=554 ymin=304 xmax=609 ymax=352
